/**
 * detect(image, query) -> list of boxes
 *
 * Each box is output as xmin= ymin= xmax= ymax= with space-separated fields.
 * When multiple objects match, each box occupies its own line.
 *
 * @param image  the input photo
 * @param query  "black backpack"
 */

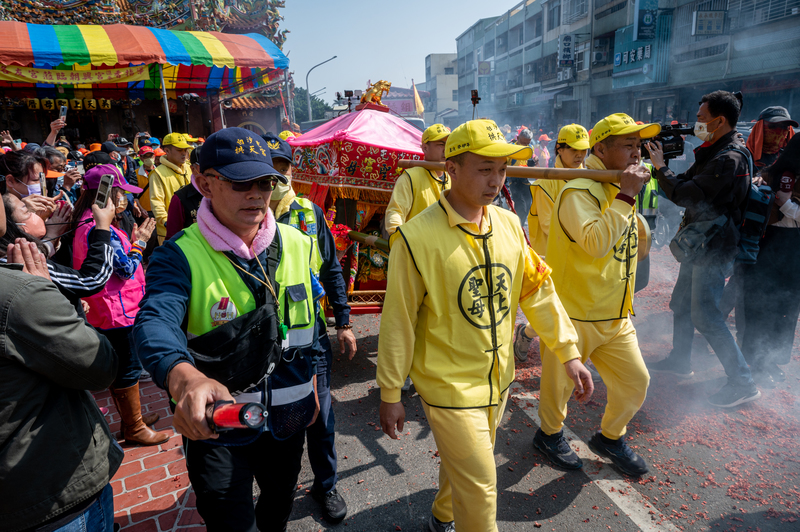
xmin=724 ymin=146 xmax=774 ymax=264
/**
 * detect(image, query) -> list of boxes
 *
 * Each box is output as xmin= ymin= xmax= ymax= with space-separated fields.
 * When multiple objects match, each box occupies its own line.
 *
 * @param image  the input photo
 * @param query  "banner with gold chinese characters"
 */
xmin=0 ymin=65 xmax=149 ymax=85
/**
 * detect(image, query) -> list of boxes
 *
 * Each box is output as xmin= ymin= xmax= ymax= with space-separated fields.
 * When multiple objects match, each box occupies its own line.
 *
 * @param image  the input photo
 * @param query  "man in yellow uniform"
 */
xmin=384 ymin=124 xmax=450 ymax=235
xmin=377 ymin=120 xmax=592 ymax=532
xmin=535 ymin=113 xmax=657 ymax=476
xmin=514 ymin=124 xmax=590 ymax=361
xmin=149 ymin=132 xmax=193 ymax=244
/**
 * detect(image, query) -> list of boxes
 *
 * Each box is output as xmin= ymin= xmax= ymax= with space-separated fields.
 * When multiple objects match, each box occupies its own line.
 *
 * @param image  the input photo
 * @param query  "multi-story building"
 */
xmin=422 ymin=53 xmax=460 ymax=127
xmin=455 ymin=0 xmax=800 ymax=132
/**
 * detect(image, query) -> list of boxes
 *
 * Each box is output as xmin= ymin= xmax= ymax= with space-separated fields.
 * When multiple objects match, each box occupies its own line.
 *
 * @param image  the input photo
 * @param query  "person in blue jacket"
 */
xmin=266 ymin=132 xmax=357 ymax=523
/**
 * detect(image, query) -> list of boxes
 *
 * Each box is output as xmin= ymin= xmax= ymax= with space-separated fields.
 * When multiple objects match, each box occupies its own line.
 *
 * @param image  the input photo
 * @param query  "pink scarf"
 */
xmin=196 ymin=197 xmax=275 ymax=260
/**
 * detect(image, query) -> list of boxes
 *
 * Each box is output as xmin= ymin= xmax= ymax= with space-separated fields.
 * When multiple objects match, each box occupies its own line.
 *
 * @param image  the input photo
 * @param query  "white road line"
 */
xmin=509 ymin=382 xmax=680 ymax=532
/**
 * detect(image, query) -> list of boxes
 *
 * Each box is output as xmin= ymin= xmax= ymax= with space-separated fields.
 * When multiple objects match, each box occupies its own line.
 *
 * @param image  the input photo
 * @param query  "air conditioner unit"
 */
xmin=507 ymin=79 xmax=514 ymax=86
xmin=563 ymin=68 xmax=572 ymax=79
xmin=557 ymin=71 xmax=563 ymax=81
xmin=593 ymin=51 xmax=608 ymax=64
xmin=594 ymin=38 xmax=607 ymax=50
xmin=527 ymin=64 xmax=534 ymax=73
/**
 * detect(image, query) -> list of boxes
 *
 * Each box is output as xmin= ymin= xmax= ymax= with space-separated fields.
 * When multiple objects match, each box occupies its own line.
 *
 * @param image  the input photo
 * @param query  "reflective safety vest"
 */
xmin=282 ymin=197 xmax=326 ymax=321
xmin=404 ymin=166 xmax=450 ymax=222
xmin=527 ymin=179 xmax=567 ymax=256
xmin=175 ymin=223 xmax=316 ymax=350
xmin=395 ymin=203 xmax=532 ymax=408
xmin=175 ymin=224 xmax=319 ymax=440
xmin=546 ymin=179 xmax=639 ymax=321
xmin=637 ymin=163 xmax=659 ymax=215
xmin=286 ymin=197 xmax=319 ymax=246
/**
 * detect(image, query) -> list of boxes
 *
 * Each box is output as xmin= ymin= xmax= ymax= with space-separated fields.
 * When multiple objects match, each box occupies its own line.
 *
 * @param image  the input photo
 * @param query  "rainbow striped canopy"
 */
xmin=0 ymin=21 xmax=288 ymax=99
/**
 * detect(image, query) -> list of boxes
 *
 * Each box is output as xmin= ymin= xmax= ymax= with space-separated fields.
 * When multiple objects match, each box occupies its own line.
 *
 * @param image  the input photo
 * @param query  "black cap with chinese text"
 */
xmin=199 ymin=127 xmax=287 ymax=183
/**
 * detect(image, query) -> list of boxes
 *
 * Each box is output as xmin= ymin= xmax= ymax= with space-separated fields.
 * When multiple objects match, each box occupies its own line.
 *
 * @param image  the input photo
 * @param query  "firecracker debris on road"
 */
xmin=106 ymin=246 xmax=800 ymax=531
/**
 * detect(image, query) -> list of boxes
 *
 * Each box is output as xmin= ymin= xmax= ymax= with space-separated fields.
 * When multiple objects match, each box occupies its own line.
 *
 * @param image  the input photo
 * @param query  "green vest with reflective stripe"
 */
xmin=286 ymin=197 xmax=327 ymax=321
xmin=637 ymin=163 xmax=659 ymax=213
xmin=288 ymin=197 xmax=319 ymax=246
xmin=175 ymin=223 xmax=316 ymax=349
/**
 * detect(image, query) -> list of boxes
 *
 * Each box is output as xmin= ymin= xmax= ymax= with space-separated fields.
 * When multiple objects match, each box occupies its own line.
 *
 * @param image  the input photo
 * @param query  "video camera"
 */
xmin=641 ymin=124 xmax=695 ymax=161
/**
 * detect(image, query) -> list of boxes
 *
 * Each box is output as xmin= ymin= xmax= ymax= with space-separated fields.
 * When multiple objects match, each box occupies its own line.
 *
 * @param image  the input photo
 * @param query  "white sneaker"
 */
xmin=402 ymin=376 xmax=412 ymax=391
xmin=513 ymin=323 xmax=533 ymax=362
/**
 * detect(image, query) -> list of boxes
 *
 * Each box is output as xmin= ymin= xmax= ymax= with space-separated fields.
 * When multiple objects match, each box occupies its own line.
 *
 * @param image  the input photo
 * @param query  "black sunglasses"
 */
xmin=210 ymin=174 xmax=278 ymax=192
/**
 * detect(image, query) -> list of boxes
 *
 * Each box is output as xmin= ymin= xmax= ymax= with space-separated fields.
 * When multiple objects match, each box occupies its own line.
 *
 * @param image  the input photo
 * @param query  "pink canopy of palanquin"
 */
xmin=288 ymin=109 xmax=422 ymax=154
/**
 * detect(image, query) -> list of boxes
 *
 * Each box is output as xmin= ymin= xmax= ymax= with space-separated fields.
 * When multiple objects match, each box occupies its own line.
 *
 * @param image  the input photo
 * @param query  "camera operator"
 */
xmin=646 ymin=90 xmax=759 ymax=408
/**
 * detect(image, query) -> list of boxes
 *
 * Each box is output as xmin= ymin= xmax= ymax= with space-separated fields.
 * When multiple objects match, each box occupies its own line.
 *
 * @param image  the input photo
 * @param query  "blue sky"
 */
xmin=280 ymin=1 xmax=503 ymax=103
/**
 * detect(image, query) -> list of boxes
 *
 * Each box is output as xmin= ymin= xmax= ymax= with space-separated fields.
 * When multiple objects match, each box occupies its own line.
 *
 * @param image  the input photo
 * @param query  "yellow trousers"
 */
xmin=538 ymin=318 xmax=649 ymax=440
xmin=422 ymin=390 xmax=509 ymax=532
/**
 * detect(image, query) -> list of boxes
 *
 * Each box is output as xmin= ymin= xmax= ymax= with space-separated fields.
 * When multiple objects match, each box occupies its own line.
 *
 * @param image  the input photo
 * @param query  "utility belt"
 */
xmin=185 ymin=303 xmax=316 ymax=442
xmin=187 ymin=302 xmax=282 ymax=395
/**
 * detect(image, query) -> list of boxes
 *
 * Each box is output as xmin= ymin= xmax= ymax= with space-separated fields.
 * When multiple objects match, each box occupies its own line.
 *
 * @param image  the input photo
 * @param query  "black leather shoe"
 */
xmin=767 ymin=363 xmax=786 ymax=382
xmin=311 ymin=487 xmax=347 ymax=523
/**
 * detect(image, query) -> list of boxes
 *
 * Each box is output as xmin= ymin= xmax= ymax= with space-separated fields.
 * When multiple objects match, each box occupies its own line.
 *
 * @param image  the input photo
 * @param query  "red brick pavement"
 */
xmin=94 ymin=381 xmax=206 ymax=532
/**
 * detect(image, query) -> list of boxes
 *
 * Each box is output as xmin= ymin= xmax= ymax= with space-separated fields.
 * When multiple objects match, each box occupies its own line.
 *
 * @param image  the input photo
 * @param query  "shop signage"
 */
xmin=692 ymin=11 xmax=725 ymax=35
xmin=634 ymin=0 xmax=658 ymax=41
xmin=558 ymin=34 xmax=574 ymax=66
xmin=478 ymin=61 xmax=492 ymax=75
xmin=0 ymin=65 xmax=149 ymax=85
xmin=612 ymin=23 xmax=668 ymax=89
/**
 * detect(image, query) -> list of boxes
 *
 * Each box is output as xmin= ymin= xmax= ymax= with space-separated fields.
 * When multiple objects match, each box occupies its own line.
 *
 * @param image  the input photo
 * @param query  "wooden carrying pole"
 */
xmin=348 ymin=231 xmax=390 ymax=253
xmin=398 ymin=159 xmax=622 ymax=183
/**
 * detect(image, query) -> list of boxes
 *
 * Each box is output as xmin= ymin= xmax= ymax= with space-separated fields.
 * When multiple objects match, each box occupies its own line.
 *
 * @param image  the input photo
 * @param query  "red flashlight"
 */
xmin=206 ymin=401 xmax=266 ymax=433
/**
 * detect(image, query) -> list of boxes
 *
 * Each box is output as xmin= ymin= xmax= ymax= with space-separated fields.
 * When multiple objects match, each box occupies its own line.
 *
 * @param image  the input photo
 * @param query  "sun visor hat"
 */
xmin=590 ymin=113 xmax=661 ymax=148
xmin=446 ymin=119 xmax=533 ymax=160
xmin=82 ymin=164 xmax=142 ymax=193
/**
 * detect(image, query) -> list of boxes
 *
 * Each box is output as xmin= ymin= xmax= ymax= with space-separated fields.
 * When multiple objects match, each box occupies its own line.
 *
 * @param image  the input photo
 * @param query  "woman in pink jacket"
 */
xmin=70 ymin=164 xmax=168 ymax=446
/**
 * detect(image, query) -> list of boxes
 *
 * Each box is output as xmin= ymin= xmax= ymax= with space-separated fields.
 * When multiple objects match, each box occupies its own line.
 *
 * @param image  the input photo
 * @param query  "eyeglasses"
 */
xmin=52 ymin=164 xmax=66 ymax=172
xmin=209 ymin=174 xmax=278 ymax=192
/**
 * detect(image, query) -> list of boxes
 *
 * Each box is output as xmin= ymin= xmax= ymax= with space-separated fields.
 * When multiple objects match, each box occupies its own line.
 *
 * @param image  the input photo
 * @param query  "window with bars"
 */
xmin=576 ymin=42 xmax=590 ymax=71
xmin=563 ymin=0 xmax=589 ymax=24
xmin=674 ymin=0 xmax=728 ymax=43
xmin=728 ymin=0 xmax=800 ymax=28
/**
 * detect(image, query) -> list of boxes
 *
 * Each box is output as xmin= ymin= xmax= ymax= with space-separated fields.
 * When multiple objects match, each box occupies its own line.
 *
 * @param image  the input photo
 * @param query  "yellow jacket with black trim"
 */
xmin=384 ymin=167 xmax=450 ymax=234
xmin=545 ymin=154 xmax=639 ymax=325
xmin=377 ymin=191 xmax=580 ymax=408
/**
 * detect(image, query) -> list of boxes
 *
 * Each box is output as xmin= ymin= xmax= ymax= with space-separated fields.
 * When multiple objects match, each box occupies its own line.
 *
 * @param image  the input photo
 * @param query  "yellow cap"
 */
xmin=162 ymin=133 xmax=193 ymax=149
xmin=557 ymin=124 xmax=591 ymax=150
xmin=421 ymin=123 xmax=451 ymax=144
xmin=445 ymin=119 xmax=533 ymax=159
xmin=279 ymin=130 xmax=297 ymax=141
xmin=589 ymin=113 xmax=661 ymax=148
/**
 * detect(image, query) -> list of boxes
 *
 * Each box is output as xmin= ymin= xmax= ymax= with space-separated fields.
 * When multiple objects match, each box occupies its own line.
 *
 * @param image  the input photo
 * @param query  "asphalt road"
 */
xmin=284 ymin=247 xmax=800 ymax=532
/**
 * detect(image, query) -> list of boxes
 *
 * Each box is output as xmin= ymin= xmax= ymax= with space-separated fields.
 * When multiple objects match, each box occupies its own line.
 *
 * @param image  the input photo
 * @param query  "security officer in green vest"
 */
xmin=634 ymin=161 xmax=661 ymax=292
xmin=133 ymin=127 xmax=321 ymax=532
xmin=265 ymin=133 xmax=357 ymax=523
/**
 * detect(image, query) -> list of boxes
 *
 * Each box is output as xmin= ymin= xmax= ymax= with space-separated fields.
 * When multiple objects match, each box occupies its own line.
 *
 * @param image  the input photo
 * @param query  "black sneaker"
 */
xmin=428 ymin=514 xmax=455 ymax=532
xmin=707 ymin=383 xmax=761 ymax=408
xmin=647 ymin=357 xmax=694 ymax=378
xmin=587 ymin=432 xmax=649 ymax=477
xmin=532 ymin=429 xmax=583 ymax=470
xmin=311 ymin=487 xmax=347 ymax=523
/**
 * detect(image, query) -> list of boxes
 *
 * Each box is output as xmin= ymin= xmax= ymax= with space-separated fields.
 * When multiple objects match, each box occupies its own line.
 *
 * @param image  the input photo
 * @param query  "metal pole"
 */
xmin=159 ymin=64 xmax=173 ymax=134
xmin=305 ymin=56 xmax=336 ymax=122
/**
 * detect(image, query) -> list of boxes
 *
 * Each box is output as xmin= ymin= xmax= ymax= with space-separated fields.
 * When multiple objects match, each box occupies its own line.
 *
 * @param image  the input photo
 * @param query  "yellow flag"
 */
xmin=412 ymin=80 xmax=424 ymax=117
